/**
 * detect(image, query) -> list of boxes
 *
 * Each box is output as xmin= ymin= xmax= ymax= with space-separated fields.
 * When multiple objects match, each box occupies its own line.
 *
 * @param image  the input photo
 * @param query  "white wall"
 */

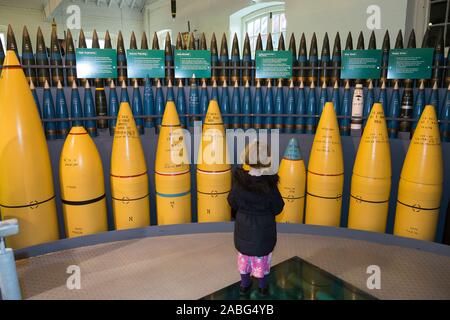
xmin=0 ymin=0 xmax=49 ymax=49
xmin=145 ymin=0 xmax=417 ymax=51
xmin=145 ymin=0 xmax=275 ymax=43
xmin=286 ymin=0 xmax=410 ymax=49
xmin=0 ymin=0 xmax=144 ymax=51
xmin=54 ymin=1 xmax=144 ymax=49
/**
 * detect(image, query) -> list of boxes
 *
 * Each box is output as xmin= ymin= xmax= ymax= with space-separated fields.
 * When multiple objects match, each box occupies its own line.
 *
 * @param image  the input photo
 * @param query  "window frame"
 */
xmin=242 ymin=5 xmax=286 ymax=57
xmin=427 ymin=0 xmax=450 ymax=47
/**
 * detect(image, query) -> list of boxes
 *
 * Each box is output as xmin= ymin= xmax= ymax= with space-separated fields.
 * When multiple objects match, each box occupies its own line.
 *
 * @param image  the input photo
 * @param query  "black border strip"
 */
xmin=197 ymin=190 xmax=230 ymax=196
xmin=307 ymin=171 xmax=344 ymax=177
xmin=110 ymin=171 xmax=147 ymax=179
xmin=0 ymin=195 xmax=55 ymax=209
xmin=1 ymin=65 xmax=22 ymax=69
xmin=160 ymin=124 xmax=181 ymax=128
xmin=397 ymin=200 xmax=440 ymax=211
xmin=62 ymin=194 xmax=105 ymax=206
xmin=306 ymin=192 xmax=342 ymax=200
xmin=350 ymin=194 xmax=390 ymax=204
xmin=112 ymin=193 xmax=150 ymax=202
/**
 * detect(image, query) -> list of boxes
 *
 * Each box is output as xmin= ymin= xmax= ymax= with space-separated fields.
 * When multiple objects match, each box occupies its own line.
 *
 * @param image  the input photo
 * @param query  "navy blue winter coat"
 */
xmin=227 ymin=167 xmax=284 ymax=257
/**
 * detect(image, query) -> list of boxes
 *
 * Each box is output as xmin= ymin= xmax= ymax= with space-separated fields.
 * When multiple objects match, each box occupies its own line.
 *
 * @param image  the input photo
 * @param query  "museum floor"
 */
xmin=15 ymin=223 xmax=450 ymax=300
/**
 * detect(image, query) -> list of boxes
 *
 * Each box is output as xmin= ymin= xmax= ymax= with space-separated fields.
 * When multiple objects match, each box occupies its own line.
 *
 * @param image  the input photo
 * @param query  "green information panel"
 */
xmin=127 ymin=50 xmax=165 ymax=78
xmin=387 ymin=48 xmax=434 ymax=79
xmin=175 ymin=50 xmax=211 ymax=79
xmin=255 ymin=51 xmax=292 ymax=79
xmin=75 ymin=48 xmax=117 ymax=79
xmin=341 ymin=50 xmax=382 ymax=79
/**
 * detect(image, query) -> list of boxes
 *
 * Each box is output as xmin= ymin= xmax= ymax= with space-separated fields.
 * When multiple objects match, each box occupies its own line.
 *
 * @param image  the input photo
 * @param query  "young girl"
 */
xmin=227 ymin=141 xmax=284 ymax=296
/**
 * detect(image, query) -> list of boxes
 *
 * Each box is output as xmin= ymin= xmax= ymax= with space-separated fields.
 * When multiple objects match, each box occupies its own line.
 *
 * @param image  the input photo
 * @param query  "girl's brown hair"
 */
xmin=242 ymin=140 xmax=272 ymax=169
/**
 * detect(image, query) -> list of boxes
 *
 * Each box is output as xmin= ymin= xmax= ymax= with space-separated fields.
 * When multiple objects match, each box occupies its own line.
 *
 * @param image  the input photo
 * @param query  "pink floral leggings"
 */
xmin=237 ymin=252 xmax=272 ymax=278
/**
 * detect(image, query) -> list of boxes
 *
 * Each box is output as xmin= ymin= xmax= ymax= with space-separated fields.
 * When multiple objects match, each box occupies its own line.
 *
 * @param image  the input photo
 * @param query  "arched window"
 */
xmin=427 ymin=0 xmax=450 ymax=46
xmin=229 ymin=2 xmax=285 ymax=58
xmin=244 ymin=8 xmax=286 ymax=56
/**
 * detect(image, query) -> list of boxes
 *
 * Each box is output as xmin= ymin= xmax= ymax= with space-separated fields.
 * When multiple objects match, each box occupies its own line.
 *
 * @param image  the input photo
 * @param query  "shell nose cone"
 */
xmin=69 ymin=126 xmax=88 ymax=135
xmin=161 ymin=101 xmax=181 ymax=126
xmin=284 ymin=138 xmax=302 ymax=160
xmin=204 ymin=100 xmax=222 ymax=124
xmin=401 ymin=104 xmax=443 ymax=184
xmin=4 ymin=50 xmax=21 ymax=66
xmin=119 ymin=101 xmax=132 ymax=113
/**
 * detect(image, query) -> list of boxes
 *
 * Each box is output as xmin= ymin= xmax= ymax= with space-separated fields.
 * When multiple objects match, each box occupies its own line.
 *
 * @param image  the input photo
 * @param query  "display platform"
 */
xmin=201 ymin=256 xmax=377 ymax=300
xmin=12 ymin=223 xmax=450 ymax=300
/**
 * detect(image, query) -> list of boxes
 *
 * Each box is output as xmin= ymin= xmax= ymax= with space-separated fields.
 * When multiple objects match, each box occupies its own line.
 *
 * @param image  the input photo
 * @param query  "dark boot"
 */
xmin=240 ymin=284 xmax=251 ymax=295
xmin=239 ymin=273 xmax=251 ymax=295
xmin=258 ymin=275 xmax=269 ymax=296
xmin=258 ymin=286 xmax=269 ymax=296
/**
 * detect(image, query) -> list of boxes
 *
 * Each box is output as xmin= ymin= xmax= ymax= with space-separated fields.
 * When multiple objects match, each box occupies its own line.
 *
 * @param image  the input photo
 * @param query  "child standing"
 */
xmin=227 ymin=141 xmax=284 ymax=296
